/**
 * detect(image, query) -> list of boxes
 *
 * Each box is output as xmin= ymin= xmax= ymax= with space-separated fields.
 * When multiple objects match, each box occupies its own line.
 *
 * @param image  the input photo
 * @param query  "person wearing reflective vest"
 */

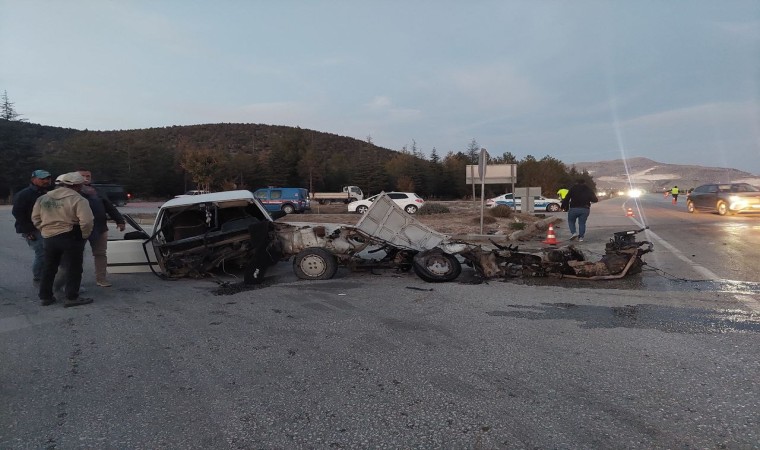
xmin=670 ymin=185 xmax=680 ymax=204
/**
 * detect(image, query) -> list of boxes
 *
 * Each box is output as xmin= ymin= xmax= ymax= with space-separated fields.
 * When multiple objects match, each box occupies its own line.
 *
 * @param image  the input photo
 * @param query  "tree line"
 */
xmin=1 ymin=92 xmax=594 ymax=202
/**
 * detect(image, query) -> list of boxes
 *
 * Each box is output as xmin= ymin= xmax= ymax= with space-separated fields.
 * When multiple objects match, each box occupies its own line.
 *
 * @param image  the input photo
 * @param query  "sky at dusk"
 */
xmin=2 ymin=1 xmax=759 ymax=174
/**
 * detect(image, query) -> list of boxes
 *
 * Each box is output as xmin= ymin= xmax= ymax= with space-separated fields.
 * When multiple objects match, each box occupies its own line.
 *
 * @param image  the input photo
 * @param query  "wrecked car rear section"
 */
xmin=277 ymin=193 xmax=654 ymax=283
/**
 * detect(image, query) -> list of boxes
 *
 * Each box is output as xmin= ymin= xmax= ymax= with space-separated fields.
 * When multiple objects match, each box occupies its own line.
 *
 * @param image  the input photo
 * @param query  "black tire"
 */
xmin=356 ymin=205 xmax=369 ymax=214
xmin=282 ymin=204 xmax=295 ymax=214
xmin=293 ymin=248 xmax=338 ymax=280
xmin=404 ymin=205 xmax=418 ymax=214
xmin=412 ymin=249 xmax=462 ymax=283
xmin=546 ymin=203 xmax=561 ymax=212
xmin=687 ymin=201 xmax=696 ymax=214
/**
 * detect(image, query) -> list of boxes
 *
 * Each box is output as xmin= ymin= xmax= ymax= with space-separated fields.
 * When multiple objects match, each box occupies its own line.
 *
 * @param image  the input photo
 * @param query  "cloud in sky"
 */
xmin=1 ymin=0 xmax=758 ymax=174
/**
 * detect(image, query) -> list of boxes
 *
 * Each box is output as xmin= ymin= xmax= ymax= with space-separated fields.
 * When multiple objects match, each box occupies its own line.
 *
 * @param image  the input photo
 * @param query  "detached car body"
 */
xmin=108 ymin=190 xmax=282 ymax=283
xmin=687 ymin=183 xmax=760 ymax=215
xmin=486 ymin=193 xmax=562 ymax=212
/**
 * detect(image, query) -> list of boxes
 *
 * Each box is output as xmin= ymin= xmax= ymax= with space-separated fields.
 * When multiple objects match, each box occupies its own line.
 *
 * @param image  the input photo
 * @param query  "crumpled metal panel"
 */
xmin=356 ymin=194 xmax=447 ymax=251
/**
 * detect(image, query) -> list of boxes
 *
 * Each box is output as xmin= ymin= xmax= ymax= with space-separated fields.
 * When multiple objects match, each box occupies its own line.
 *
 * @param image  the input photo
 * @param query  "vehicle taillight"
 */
xmin=127 ymin=193 xmax=132 ymax=199
xmin=416 ymin=199 xmax=423 ymax=203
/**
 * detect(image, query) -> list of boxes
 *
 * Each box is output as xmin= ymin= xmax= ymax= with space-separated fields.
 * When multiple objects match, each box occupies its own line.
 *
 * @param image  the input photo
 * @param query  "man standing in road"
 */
xmin=12 ymin=169 xmax=53 ymax=284
xmin=560 ymin=179 xmax=599 ymax=242
xmin=671 ymin=185 xmax=680 ymax=204
xmin=32 ymin=172 xmax=95 ymax=307
xmin=77 ymin=169 xmax=126 ymax=287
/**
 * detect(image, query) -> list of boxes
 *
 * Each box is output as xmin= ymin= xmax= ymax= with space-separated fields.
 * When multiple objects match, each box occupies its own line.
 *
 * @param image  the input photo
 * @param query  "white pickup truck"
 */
xmin=310 ymin=185 xmax=364 ymax=204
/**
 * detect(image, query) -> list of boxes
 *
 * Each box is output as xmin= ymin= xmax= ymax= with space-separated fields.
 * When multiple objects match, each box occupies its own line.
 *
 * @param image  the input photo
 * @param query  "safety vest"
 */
xmin=671 ymin=187 xmax=679 ymax=195
xmin=557 ymin=188 xmax=569 ymax=199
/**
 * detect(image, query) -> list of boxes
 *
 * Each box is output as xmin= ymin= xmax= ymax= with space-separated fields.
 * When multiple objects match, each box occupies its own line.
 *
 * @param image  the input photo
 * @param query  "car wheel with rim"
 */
xmin=356 ymin=205 xmax=369 ymax=214
xmin=404 ymin=205 xmax=418 ymax=214
xmin=282 ymin=204 xmax=295 ymax=214
xmin=716 ymin=200 xmax=728 ymax=216
xmin=412 ymin=249 xmax=461 ymax=282
xmin=293 ymin=248 xmax=338 ymax=280
xmin=546 ymin=203 xmax=561 ymax=212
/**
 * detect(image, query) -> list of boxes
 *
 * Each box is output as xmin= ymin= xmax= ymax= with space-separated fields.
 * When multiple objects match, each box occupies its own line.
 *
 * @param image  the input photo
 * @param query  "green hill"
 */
xmin=1 ymin=121 xmax=463 ymax=200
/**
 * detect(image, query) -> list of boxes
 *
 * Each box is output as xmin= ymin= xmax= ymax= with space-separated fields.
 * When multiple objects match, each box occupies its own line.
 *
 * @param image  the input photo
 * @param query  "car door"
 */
xmin=254 ymin=189 xmax=277 ymax=212
xmin=497 ymin=193 xmax=517 ymax=207
xmin=692 ymin=185 xmax=715 ymax=210
xmin=106 ymin=214 xmax=159 ymax=274
xmin=387 ymin=192 xmax=410 ymax=207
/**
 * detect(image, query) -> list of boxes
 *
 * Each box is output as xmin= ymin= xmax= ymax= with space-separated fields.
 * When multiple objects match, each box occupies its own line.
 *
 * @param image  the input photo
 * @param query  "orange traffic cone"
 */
xmin=543 ymin=224 xmax=558 ymax=245
xmin=626 ymin=207 xmax=634 ymax=217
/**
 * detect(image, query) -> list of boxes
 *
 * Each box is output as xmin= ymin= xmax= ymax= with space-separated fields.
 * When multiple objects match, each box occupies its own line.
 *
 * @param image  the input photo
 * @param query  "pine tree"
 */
xmin=1 ymin=91 xmax=27 ymax=122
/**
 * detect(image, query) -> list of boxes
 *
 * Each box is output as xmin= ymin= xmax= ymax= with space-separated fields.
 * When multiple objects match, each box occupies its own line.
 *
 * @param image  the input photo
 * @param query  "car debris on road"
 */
xmin=108 ymin=191 xmax=654 ymax=284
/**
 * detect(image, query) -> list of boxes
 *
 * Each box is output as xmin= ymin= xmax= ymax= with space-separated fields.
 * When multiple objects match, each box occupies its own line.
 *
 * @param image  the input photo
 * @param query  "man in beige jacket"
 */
xmin=32 ymin=172 xmax=95 ymax=307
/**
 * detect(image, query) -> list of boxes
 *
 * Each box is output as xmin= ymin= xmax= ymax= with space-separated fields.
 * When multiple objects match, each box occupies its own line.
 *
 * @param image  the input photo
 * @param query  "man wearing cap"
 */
xmin=12 ymin=169 xmax=53 ymax=283
xmin=32 ymin=172 xmax=95 ymax=307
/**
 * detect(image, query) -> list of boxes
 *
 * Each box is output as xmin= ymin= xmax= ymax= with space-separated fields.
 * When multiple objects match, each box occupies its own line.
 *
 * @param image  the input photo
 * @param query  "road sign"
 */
xmin=465 ymin=164 xmax=517 ymax=184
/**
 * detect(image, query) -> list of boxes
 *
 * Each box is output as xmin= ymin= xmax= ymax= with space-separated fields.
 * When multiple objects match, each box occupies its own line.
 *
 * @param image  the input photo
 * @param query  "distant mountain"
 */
xmin=572 ymin=157 xmax=760 ymax=192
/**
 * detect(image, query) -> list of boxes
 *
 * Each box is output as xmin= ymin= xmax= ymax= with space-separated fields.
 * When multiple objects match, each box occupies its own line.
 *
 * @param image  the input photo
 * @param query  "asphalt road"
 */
xmin=1 ymin=199 xmax=759 ymax=448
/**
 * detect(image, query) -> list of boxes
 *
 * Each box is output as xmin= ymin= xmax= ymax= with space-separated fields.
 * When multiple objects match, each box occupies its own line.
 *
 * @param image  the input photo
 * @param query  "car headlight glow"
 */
xmin=628 ymin=189 xmax=642 ymax=198
xmin=729 ymin=195 xmax=747 ymax=209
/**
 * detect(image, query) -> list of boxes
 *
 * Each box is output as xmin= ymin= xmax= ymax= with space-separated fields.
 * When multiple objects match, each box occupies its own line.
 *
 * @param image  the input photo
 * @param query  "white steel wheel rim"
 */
xmin=300 ymin=255 xmax=327 ymax=277
xmin=426 ymin=255 xmax=452 ymax=275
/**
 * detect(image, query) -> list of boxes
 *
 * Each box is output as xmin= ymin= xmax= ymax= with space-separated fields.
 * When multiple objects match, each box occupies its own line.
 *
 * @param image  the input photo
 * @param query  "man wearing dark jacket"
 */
xmin=78 ymin=170 xmax=126 ymax=287
xmin=560 ymin=179 xmax=599 ymax=242
xmin=12 ymin=169 xmax=53 ymax=283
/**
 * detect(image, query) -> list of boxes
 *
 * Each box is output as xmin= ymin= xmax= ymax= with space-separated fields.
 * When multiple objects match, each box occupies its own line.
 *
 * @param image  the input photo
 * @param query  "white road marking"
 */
xmin=629 ymin=217 xmax=720 ymax=280
xmin=629 ymin=217 xmax=760 ymax=313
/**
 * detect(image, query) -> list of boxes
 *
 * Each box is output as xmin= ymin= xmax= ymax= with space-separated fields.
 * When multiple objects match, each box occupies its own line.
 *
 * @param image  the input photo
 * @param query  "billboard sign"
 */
xmin=465 ymin=164 xmax=517 ymax=184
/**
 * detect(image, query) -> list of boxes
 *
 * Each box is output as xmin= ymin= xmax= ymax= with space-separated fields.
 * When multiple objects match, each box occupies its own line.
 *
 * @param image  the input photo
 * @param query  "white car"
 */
xmin=486 ymin=193 xmax=563 ymax=212
xmin=348 ymin=192 xmax=424 ymax=214
xmin=175 ymin=190 xmax=210 ymax=198
xmin=108 ymin=190 xmax=283 ymax=283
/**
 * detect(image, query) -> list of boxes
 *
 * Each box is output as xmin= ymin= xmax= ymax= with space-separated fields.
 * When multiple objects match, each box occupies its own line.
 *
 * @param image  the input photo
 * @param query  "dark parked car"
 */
xmin=686 ymin=182 xmax=760 ymax=215
xmin=92 ymin=183 xmax=130 ymax=206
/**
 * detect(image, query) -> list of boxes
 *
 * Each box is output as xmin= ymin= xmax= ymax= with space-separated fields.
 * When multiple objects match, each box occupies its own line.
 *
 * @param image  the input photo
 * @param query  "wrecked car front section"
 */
xmin=148 ymin=192 xmax=281 ymax=282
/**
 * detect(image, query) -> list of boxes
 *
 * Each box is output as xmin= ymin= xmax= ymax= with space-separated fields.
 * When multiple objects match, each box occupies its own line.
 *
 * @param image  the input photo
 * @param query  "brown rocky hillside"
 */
xmin=573 ymin=157 xmax=760 ymax=192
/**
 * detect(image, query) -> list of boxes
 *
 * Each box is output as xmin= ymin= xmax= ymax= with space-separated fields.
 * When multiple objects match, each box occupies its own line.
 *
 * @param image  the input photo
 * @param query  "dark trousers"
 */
xmin=39 ymin=230 xmax=86 ymax=301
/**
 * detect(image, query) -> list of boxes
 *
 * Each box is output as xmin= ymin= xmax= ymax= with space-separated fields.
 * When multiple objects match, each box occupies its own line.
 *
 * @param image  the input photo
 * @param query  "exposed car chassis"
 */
xmin=278 ymin=195 xmax=654 ymax=283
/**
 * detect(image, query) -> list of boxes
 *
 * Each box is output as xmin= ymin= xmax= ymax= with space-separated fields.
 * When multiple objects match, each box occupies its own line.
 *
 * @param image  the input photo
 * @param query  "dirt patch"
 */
xmin=283 ymin=201 xmax=562 ymax=239
xmin=128 ymin=201 xmax=563 ymax=241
